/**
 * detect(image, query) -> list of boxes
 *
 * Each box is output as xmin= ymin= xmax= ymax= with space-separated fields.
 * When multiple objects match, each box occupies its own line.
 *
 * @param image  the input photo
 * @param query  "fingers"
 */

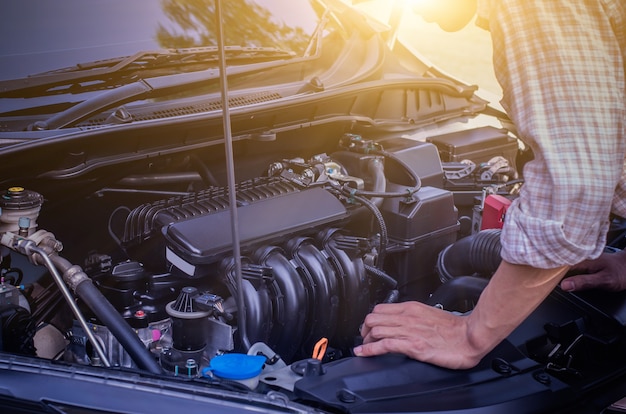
xmin=370 ymin=301 xmax=425 ymax=315
xmin=358 ymin=302 xmax=454 ymax=350
xmin=359 ymin=302 xmax=433 ymax=339
xmin=360 ymin=307 xmax=407 ymax=341
xmin=560 ymin=272 xmax=616 ymax=292
xmin=564 ymin=251 xmax=626 ymax=292
xmin=354 ymin=301 xmax=482 ymax=369
xmin=354 ymin=321 xmax=479 ymax=369
xmin=360 ymin=302 xmax=414 ymax=339
xmin=354 ymin=338 xmax=404 ymax=357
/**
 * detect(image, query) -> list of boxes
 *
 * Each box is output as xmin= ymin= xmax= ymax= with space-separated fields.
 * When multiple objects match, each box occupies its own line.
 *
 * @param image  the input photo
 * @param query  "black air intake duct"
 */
xmin=436 ymin=229 xmax=502 ymax=282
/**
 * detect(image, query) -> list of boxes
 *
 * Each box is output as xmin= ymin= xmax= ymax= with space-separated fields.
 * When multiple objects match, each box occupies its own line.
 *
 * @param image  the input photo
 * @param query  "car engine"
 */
xmin=16 ymin=125 xmax=622 ymax=411
xmin=0 ymin=129 xmax=491 ymax=357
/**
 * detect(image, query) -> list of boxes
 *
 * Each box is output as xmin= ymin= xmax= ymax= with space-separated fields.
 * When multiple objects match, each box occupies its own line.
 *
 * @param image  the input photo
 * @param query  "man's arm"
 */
xmin=354 ymin=260 xmax=568 ymax=369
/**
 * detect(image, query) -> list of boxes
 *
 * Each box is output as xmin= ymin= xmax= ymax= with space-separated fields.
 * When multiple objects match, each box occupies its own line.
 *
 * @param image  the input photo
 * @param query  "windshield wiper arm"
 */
xmin=26 ymin=51 xmax=312 ymax=131
xmin=0 ymin=46 xmax=295 ymax=98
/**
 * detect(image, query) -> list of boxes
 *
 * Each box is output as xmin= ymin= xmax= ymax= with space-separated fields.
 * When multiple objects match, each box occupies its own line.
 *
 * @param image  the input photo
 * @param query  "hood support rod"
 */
xmin=215 ymin=0 xmax=250 ymax=350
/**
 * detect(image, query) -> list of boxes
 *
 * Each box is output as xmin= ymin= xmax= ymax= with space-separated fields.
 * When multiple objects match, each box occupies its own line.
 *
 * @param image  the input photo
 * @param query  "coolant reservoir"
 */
xmin=0 ymin=187 xmax=44 ymax=235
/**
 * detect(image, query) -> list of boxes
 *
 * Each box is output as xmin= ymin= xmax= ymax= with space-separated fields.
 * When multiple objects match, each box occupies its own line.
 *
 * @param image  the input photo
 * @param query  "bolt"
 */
xmin=337 ymin=389 xmax=356 ymax=403
xmin=533 ymin=370 xmax=551 ymax=385
xmin=491 ymin=358 xmax=512 ymax=375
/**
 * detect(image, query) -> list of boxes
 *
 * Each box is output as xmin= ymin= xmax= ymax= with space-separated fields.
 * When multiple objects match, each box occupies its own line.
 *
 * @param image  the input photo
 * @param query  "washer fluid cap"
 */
xmin=209 ymin=354 xmax=266 ymax=380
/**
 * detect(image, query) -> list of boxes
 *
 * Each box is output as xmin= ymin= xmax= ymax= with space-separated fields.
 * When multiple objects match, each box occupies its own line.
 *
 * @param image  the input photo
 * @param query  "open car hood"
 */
xmin=0 ymin=1 xmax=625 ymax=413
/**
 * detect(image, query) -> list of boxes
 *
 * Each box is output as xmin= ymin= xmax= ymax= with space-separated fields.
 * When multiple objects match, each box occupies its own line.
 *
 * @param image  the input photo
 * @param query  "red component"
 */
xmin=134 ymin=310 xmax=146 ymax=318
xmin=481 ymin=194 xmax=511 ymax=230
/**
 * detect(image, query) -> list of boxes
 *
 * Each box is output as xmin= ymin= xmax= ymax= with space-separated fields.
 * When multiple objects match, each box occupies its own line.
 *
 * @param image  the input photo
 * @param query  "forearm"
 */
xmin=466 ymin=260 xmax=569 ymax=357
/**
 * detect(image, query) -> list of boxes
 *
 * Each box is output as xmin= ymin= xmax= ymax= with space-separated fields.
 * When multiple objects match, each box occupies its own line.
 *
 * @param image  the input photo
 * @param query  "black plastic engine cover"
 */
xmin=163 ymin=186 xmax=348 ymax=277
xmin=294 ymin=346 xmax=571 ymax=414
xmin=293 ymin=289 xmax=626 ymax=413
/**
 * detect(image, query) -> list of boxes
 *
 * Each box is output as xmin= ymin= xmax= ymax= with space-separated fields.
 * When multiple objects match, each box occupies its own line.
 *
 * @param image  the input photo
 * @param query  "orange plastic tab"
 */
xmin=312 ymin=337 xmax=328 ymax=361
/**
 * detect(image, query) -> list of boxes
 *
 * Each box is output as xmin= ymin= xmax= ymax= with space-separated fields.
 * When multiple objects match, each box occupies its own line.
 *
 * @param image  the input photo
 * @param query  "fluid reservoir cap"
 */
xmin=110 ymin=261 xmax=147 ymax=283
xmin=0 ymin=187 xmax=44 ymax=210
xmin=209 ymin=354 xmax=266 ymax=380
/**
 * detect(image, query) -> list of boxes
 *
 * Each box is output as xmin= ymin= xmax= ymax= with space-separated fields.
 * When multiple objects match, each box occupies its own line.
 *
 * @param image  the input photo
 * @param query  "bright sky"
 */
xmin=352 ymin=0 xmax=500 ymax=95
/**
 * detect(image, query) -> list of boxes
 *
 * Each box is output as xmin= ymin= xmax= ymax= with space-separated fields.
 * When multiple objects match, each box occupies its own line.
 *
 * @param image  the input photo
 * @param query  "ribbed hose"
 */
xmin=467 ymin=229 xmax=502 ymax=275
xmin=364 ymin=263 xmax=397 ymax=289
xmin=437 ymin=229 xmax=502 ymax=282
xmin=364 ymin=264 xmax=399 ymax=303
xmin=351 ymin=193 xmax=388 ymax=269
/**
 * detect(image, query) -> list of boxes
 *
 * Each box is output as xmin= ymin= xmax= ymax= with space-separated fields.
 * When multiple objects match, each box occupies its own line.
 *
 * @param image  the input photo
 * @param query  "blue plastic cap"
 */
xmin=209 ymin=354 xmax=266 ymax=380
xmin=18 ymin=217 xmax=30 ymax=228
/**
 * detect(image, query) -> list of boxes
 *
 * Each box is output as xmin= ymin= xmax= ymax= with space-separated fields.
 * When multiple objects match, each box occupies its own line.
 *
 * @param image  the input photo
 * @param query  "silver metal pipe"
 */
xmin=21 ymin=241 xmax=111 ymax=367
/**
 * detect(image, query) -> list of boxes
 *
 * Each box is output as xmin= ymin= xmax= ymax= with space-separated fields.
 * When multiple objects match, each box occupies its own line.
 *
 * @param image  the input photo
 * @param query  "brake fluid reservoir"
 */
xmin=0 ymin=187 xmax=44 ymax=235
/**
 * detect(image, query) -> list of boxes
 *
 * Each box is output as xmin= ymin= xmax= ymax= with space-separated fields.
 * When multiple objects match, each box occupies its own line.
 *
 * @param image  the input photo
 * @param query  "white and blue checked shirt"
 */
xmin=479 ymin=0 xmax=625 ymax=268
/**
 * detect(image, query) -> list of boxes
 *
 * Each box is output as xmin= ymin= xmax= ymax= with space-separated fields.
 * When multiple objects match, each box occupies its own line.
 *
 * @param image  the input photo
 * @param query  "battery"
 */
xmin=426 ymin=126 xmax=518 ymax=167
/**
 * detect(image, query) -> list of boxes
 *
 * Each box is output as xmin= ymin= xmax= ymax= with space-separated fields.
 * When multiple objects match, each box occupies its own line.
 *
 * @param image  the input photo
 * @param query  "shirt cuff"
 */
xmin=500 ymin=198 xmax=608 ymax=269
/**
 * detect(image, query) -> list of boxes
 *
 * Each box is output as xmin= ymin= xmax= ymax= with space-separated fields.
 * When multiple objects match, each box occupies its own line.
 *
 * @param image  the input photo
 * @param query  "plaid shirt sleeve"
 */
xmin=484 ymin=0 xmax=626 ymax=268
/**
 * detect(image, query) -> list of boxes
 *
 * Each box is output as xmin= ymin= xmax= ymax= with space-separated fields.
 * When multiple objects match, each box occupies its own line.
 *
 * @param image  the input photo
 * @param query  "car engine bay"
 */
xmin=1 ymin=123 xmax=626 ymax=413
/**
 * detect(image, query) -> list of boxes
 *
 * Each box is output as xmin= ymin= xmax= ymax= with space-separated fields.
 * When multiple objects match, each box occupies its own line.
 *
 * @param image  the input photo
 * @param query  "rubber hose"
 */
xmin=383 ymin=289 xmax=400 ymax=303
xmin=375 ymin=149 xmax=422 ymax=191
xmin=364 ymin=263 xmax=397 ymax=289
xmin=74 ymin=279 xmax=163 ymax=374
xmin=352 ymin=193 xmax=388 ymax=269
xmin=341 ymin=183 xmax=418 ymax=199
xmin=425 ymin=276 xmax=488 ymax=313
xmin=367 ymin=157 xmax=386 ymax=208
xmin=437 ymin=229 xmax=502 ymax=282
xmin=191 ymin=154 xmax=220 ymax=188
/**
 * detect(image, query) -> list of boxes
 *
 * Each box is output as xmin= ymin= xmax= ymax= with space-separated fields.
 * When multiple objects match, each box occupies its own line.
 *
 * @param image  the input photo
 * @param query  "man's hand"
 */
xmin=354 ymin=261 xmax=568 ymax=370
xmin=354 ymin=301 xmax=483 ymax=369
xmin=561 ymin=250 xmax=626 ymax=292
